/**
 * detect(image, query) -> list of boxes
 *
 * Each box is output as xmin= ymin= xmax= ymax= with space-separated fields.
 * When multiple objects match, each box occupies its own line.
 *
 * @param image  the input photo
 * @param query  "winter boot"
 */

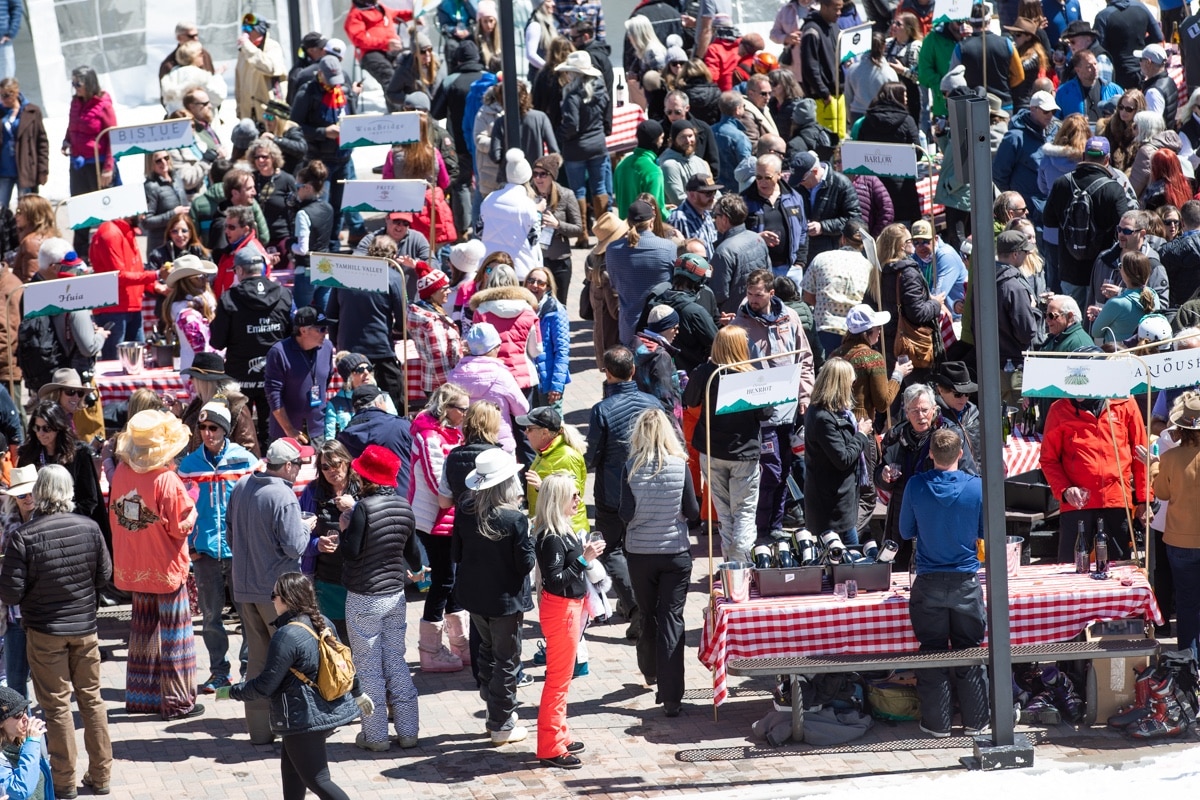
xmin=1126 ymin=673 xmax=1189 ymax=739
xmin=418 ymin=619 xmax=464 ymax=673
xmin=1019 ymin=691 xmax=1061 ymax=725
xmin=591 ymin=194 xmax=610 ymax=230
xmin=443 ymin=611 xmax=471 ymax=668
xmin=575 ymin=199 xmax=591 ymax=248
xmin=1107 ymin=665 xmax=1157 ymax=729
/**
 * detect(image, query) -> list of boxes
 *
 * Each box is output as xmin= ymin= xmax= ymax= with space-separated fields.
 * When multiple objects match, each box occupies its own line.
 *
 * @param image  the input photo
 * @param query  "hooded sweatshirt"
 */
xmin=210 ymin=274 xmax=294 ymax=389
xmin=899 ymin=468 xmax=983 ymax=574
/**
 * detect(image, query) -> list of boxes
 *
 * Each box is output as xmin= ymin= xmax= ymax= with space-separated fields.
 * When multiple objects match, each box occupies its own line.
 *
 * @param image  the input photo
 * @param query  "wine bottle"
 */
xmin=1074 ymin=520 xmax=1089 ymax=575
xmin=819 ymin=530 xmax=845 ymax=564
xmin=861 ymin=540 xmax=879 ymax=562
xmin=794 ymin=529 xmax=818 ymax=566
xmin=876 ymin=540 xmax=899 ymax=564
xmin=775 ymin=541 xmax=797 ymax=568
xmin=1094 ymin=521 xmax=1109 ymax=574
xmin=753 ymin=545 xmax=774 ymax=570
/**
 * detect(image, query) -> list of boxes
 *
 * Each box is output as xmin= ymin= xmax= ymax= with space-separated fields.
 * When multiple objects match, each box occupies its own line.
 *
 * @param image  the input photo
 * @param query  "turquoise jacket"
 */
xmin=0 ymin=738 xmax=55 ymax=800
xmin=178 ymin=440 xmax=258 ymax=560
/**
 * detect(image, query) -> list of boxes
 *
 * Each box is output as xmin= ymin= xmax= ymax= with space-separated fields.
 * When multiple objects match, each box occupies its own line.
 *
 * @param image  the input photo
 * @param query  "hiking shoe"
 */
xmin=919 ymin=722 xmax=951 ymax=739
xmin=81 ymin=774 xmax=110 ymax=795
xmin=573 ymin=661 xmax=589 ymax=678
xmin=540 ymin=753 xmax=582 ymax=769
xmin=355 ymin=733 xmax=390 ymax=752
xmin=566 ymin=741 xmax=585 ymax=753
xmin=532 ymin=640 xmax=547 ymax=667
xmin=199 ymin=674 xmax=231 ymax=694
xmin=391 ymin=734 xmax=419 ymax=748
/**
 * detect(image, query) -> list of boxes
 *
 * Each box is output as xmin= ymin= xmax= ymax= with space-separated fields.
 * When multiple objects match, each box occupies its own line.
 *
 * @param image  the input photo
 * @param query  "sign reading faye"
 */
xmin=66 ymin=183 xmax=147 ymax=230
xmin=340 ymin=180 xmax=428 ymax=213
xmin=1021 ymin=355 xmax=1139 ymax=399
xmin=107 ymin=119 xmax=194 ymax=158
xmin=309 ymin=252 xmax=390 ymax=294
xmin=339 ymin=112 xmax=422 ymax=149
xmin=838 ymin=22 xmax=874 ymax=63
xmin=715 ymin=363 xmax=804 ymax=414
xmin=841 ymin=142 xmax=919 ymax=179
xmin=23 ymin=272 xmax=119 ymax=318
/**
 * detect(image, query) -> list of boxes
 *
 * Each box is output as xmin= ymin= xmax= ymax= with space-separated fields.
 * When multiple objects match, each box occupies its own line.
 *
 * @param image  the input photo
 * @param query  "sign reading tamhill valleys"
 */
xmin=840 ymin=142 xmax=918 ymax=179
xmin=339 ymin=112 xmax=421 ymax=149
xmin=66 ymin=183 xmax=148 ymax=230
xmin=340 ymin=180 xmax=428 ymax=213
xmin=107 ymin=119 xmax=194 ymax=158
xmin=309 ymin=253 xmax=390 ymax=294
xmin=23 ymin=272 xmax=119 ymax=318
xmin=715 ymin=363 xmax=804 ymax=414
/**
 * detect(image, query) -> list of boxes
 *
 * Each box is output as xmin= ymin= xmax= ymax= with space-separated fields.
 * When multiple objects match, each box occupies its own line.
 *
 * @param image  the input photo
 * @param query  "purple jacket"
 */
xmin=850 ymin=174 xmax=894 ymax=238
xmin=445 ymin=355 xmax=530 ymax=454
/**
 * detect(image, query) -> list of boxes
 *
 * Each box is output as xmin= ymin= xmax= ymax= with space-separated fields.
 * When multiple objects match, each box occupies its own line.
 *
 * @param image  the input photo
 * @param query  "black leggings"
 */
xmin=281 ymin=730 xmax=349 ymax=800
xmin=419 ymin=531 xmax=461 ymax=621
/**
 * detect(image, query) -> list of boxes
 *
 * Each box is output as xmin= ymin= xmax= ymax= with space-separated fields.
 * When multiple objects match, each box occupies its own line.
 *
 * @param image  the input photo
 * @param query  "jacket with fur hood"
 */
xmin=469 ymin=285 xmax=543 ymax=390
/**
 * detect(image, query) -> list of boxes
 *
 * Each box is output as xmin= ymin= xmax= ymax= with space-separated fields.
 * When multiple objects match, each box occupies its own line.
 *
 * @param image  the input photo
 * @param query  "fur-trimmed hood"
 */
xmin=469 ymin=284 xmax=539 ymax=315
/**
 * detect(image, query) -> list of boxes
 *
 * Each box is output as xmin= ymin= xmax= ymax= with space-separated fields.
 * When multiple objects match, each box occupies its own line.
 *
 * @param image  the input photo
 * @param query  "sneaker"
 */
xmin=532 ymin=640 xmax=547 ymax=667
xmin=81 ymin=774 xmax=110 ymax=795
xmin=491 ymin=725 xmax=528 ymax=745
xmin=355 ymin=733 xmax=390 ymax=752
xmin=517 ymin=672 xmax=535 ymax=688
xmin=199 ymin=674 xmax=231 ymax=695
xmin=165 ymin=704 xmax=205 ymax=721
xmin=573 ymin=661 xmax=589 ymax=678
xmin=964 ymin=723 xmax=991 ymax=736
xmin=919 ymin=723 xmax=951 ymax=739
xmin=540 ymin=753 xmax=583 ymax=769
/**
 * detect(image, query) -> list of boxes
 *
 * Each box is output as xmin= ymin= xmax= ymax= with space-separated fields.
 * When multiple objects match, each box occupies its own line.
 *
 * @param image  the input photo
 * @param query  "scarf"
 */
xmin=320 ymin=85 xmax=347 ymax=126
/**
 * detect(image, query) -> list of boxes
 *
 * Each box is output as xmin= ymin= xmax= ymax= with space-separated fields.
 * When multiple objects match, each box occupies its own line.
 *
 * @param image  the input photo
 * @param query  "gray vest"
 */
xmin=624 ymin=456 xmax=690 ymax=555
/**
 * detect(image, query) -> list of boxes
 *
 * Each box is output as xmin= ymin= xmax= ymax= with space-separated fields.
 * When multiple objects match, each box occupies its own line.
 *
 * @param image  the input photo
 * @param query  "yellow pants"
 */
xmin=815 ymin=95 xmax=847 ymax=141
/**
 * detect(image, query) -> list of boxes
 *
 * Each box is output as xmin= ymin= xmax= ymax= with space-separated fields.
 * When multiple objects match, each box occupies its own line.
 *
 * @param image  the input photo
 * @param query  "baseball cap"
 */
xmin=684 ymin=173 xmax=722 ymax=193
xmin=404 ymin=92 xmax=431 ymax=112
xmin=265 ymin=436 xmax=315 ymax=465
xmin=516 ymin=405 xmax=563 ymax=431
xmin=388 ymin=211 xmax=414 ymax=223
xmin=351 ymin=383 xmax=383 ymax=409
xmin=317 ymin=55 xmax=344 ymax=85
xmin=674 ymin=252 xmax=711 ymax=283
xmin=1029 ymin=90 xmax=1060 ymax=112
xmin=844 ymin=304 xmax=891 ymax=335
xmin=1134 ymin=44 xmax=1167 ymax=65
xmin=1085 ymin=136 xmax=1110 ymax=157
xmin=300 ymin=31 xmax=327 ymax=50
xmin=293 ymin=306 xmax=327 ymax=328
xmin=233 ymin=248 xmax=266 ymax=270
xmin=996 ymin=230 xmax=1035 ymax=255
xmin=910 ymin=220 xmax=934 ymax=240
xmin=627 ymin=200 xmax=655 ymax=224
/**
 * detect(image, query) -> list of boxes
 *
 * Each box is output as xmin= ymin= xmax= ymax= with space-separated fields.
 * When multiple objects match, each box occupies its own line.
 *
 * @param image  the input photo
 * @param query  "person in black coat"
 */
xmin=1159 ymin=200 xmax=1200 ymax=307
xmin=878 ymin=226 xmax=943 ymax=378
xmin=856 ymin=82 xmax=922 ymax=221
xmin=804 ymin=358 xmax=873 ymax=544
xmin=790 ymin=156 xmax=863 ymax=260
xmin=290 ymin=58 xmax=359 ymax=240
xmin=931 ymin=361 xmax=982 ymax=465
xmin=226 ymin=572 xmax=369 ymax=798
xmin=335 ymin=386 xmax=413 ymax=499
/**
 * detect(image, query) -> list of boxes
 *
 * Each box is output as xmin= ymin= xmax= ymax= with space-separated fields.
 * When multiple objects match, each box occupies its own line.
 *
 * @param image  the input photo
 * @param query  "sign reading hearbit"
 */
xmin=66 ymin=183 xmax=148 ymax=230
xmin=339 ymin=112 xmax=422 ymax=149
xmin=340 ymin=180 xmax=428 ymax=213
xmin=23 ymin=272 xmax=120 ymax=318
xmin=715 ymin=363 xmax=804 ymax=414
xmin=309 ymin=253 xmax=390 ymax=294
xmin=840 ymin=142 xmax=918 ymax=179
xmin=107 ymin=119 xmax=194 ymax=158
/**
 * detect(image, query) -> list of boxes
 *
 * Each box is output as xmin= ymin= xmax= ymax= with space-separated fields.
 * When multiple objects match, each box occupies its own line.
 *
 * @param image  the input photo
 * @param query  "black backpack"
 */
xmin=1061 ymin=174 xmax=1112 ymax=260
xmin=16 ymin=313 xmax=66 ymax=394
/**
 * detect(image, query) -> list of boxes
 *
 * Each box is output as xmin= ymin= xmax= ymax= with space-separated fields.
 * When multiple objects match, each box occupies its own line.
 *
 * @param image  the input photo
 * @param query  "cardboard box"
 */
xmin=1084 ymin=619 xmax=1152 ymax=726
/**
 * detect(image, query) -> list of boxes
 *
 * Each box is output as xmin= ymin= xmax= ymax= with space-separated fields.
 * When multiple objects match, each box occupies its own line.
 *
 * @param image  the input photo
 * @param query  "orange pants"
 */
xmin=536 ymin=591 xmax=583 ymax=759
xmin=682 ymin=406 xmax=714 ymax=521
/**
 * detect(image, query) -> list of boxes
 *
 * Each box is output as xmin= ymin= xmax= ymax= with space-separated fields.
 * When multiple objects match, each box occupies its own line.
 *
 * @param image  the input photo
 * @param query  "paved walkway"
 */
xmin=79 ymin=247 xmax=1189 ymax=798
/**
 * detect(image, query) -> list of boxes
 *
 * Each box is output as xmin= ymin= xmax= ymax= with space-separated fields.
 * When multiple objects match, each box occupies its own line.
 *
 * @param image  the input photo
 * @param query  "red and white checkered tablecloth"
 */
xmin=698 ymin=562 xmax=1161 ymax=706
xmin=916 ymin=172 xmax=943 ymax=219
xmin=607 ymin=103 xmax=646 ymax=154
xmin=1004 ymin=431 xmax=1042 ymax=477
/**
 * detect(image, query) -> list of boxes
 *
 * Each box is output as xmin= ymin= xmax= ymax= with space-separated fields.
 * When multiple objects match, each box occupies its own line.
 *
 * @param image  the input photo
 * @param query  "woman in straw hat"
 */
xmin=109 ymin=409 xmax=202 ymax=720
xmin=0 ymin=465 xmax=35 ymax=698
xmin=587 ymin=212 xmax=628 ymax=369
xmin=160 ymin=253 xmax=218 ymax=372
xmin=1152 ymin=391 xmax=1200 ymax=656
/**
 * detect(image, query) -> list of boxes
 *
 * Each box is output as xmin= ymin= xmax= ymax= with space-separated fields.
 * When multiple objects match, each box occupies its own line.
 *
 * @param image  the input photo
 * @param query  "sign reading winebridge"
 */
xmin=339 ymin=112 xmax=421 ymax=149
xmin=840 ymin=142 xmax=918 ymax=179
xmin=309 ymin=253 xmax=390 ymax=294
xmin=23 ymin=272 xmax=119 ymax=318
xmin=715 ymin=363 xmax=804 ymax=414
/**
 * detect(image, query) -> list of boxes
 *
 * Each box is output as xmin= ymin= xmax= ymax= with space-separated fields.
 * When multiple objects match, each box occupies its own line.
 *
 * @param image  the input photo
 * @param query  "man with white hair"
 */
xmin=1033 ymin=293 xmax=1094 ymax=431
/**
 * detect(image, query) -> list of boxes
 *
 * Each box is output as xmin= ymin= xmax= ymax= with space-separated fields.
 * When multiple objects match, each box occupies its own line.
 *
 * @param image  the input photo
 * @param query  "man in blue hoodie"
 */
xmin=899 ymin=428 xmax=989 ymax=739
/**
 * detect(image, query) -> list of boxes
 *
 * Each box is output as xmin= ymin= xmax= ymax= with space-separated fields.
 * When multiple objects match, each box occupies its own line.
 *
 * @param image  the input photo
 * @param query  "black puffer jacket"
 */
xmin=230 ymin=611 xmax=360 ymax=735
xmin=143 ymin=173 xmax=189 ymax=252
xmin=803 ymin=404 xmax=868 ymax=535
xmin=794 ymin=167 xmax=862 ymax=260
xmin=559 ymin=77 xmax=610 ymax=162
xmin=879 ymin=256 xmax=940 ymax=344
xmin=581 ymin=38 xmax=615 ymax=136
xmin=856 ymin=97 xmax=921 ymax=219
xmin=340 ymin=488 xmax=419 ymax=596
xmin=431 ymin=42 xmax=486 ymax=155
xmin=0 ymin=512 xmax=111 ymax=637
xmin=682 ymin=80 xmax=720 ymax=126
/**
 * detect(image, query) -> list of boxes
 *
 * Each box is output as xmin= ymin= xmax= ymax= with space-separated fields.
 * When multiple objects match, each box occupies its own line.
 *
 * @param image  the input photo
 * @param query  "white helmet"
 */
xmin=1137 ymin=314 xmax=1173 ymax=350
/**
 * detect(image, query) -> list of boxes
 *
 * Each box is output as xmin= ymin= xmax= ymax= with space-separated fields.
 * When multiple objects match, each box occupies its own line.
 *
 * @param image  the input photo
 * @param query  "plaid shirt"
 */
xmin=555 ymin=0 xmax=605 ymax=39
xmin=408 ymin=301 xmax=463 ymax=393
xmin=668 ymin=200 xmax=718 ymax=259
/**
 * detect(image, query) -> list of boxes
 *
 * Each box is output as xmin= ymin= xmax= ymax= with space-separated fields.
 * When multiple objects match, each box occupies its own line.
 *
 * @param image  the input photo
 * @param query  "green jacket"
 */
xmin=528 ymin=434 xmax=589 ymax=533
xmin=614 ymin=148 xmax=666 ymax=220
xmin=189 ymin=183 xmax=270 ymax=249
xmin=918 ymin=25 xmax=960 ymax=119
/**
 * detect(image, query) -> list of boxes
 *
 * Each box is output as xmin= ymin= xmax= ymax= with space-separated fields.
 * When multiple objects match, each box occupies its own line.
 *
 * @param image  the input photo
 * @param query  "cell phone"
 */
xmin=102 ymin=322 xmax=118 ymax=331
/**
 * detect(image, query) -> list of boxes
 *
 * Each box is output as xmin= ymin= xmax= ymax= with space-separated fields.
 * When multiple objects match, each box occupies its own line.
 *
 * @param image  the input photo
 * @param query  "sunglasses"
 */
xmin=153 ymin=156 xmax=170 ymax=164
xmin=33 ymin=424 xmax=53 ymax=433
xmin=532 ymin=170 xmax=550 ymax=178
xmin=198 ymin=424 xmax=223 ymax=432
xmin=71 ymin=80 xmax=82 ymax=88
xmin=270 ymin=591 xmax=279 ymax=600
xmin=449 ymin=404 xmax=469 ymax=412
xmin=10 ymin=493 xmax=29 ymax=501
xmin=952 ymin=391 xmax=968 ymax=399
xmin=352 ymin=364 xmax=372 ymax=374
xmin=912 ymin=238 xmax=932 ymax=245
xmin=1119 ymin=104 xmax=1137 ymax=112
xmin=62 ymin=389 xmax=86 ymax=398
xmin=1165 ymin=219 xmax=1181 ymax=226
xmin=0 ymin=92 xmax=17 ymax=101
xmin=320 ymin=461 xmax=345 ymax=471
xmin=1117 ymin=227 xmax=1142 ymax=236
xmin=1046 ymin=311 xmax=1064 ymax=320
xmin=253 ymin=153 xmax=272 ymax=160
xmin=665 ymin=108 xmax=685 ymax=115
xmin=190 ymin=99 xmax=212 ymax=108
xmin=526 ymin=277 xmax=547 ymax=286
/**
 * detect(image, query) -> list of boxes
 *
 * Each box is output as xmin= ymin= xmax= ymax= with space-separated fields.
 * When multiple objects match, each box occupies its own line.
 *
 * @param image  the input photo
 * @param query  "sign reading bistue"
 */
xmin=840 ymin=142 xmax=919 ymax=179
xmin=107 ymin=119 xmax=194 ymax=158
xmin=23 ymin=272 xmax=120 ymax=318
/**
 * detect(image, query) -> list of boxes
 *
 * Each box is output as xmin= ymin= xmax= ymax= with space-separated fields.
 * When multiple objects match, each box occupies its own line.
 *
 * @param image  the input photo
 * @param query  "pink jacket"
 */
xmin=469 ymin=285 xmax=542 ymax=390
xmin=66 ymin=92 xmax=116 ymax=171
xmin=407 ymin=410 xmax=463 ymax=536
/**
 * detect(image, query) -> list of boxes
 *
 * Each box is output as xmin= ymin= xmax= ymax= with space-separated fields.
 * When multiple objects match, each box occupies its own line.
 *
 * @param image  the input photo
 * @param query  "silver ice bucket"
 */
xmin=117 ymin=341 xmax=144 ymax=375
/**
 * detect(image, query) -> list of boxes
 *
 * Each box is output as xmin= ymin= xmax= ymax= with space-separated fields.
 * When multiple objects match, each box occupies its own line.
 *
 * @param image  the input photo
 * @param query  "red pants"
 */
xmin=682 ymin=406 xmax=714 ymax=521
xmin=536 ymin=591 xmax=583 ymax=759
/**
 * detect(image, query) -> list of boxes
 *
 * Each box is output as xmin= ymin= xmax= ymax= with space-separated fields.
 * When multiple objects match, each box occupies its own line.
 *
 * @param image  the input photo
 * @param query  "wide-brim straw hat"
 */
xmin=555 ymin=50 xmax=601 ymax=78
xmin=2 ymin=465 xmax=36 ymax=496
xmin=115 ymin=410 xmax=192 ymax=473
xmin=165 ymin=253 xmax=218 ymax=287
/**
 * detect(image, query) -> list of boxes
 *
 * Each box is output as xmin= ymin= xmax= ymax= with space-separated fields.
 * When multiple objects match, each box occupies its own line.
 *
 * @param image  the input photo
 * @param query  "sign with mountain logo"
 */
xmin=108 ymin=119 xmax=194 ymax=158
xmin=23 ymin=272 xmax=119 ymax=318
xmin=339 ymin=112 xmax=421 ymax=149
xmin=841 ymin=142 xmax=918 ymax=179
xmin=339 ymin=180 xmax=427 ymax=213
xmin=66 ymin=183 xmax=147 ymax=230
xmin=309 ymin=253 xmax=390 ymax=294
xmin=715 ymin=363 xmax=804 ymax=414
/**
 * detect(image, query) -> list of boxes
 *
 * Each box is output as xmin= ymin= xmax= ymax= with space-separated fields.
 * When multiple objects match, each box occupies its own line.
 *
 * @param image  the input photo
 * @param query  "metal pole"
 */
xmin=957 ymin=92 xmax=1015 ymax=748
xmin=497 ymin=0 xmax=521 ymax=163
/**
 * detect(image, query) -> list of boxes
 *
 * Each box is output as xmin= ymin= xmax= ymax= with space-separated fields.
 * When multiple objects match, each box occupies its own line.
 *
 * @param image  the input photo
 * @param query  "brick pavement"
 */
xmin=77 ymin=246 xmax=1190 ymax=799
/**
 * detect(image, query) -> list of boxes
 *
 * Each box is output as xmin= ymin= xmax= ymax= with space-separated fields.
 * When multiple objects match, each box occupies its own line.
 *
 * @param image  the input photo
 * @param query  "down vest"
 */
xmin=469 ymin=285 xmax=542 ymax=389
xmin=0 ymin=512 xmax=111 ymax=637
xmin=340 ymin=489 xmax=420 ymax=596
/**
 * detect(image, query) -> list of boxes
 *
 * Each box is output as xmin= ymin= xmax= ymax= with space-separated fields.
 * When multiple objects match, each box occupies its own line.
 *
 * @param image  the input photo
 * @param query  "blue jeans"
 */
xmin=0 ymin=177 xmax=15 ymax=211
xmin=5 ymin=623 xmax=27 ymax=697
xmin=0 ymin=43 xmax=12 ymax=81
xmin=563 ymin=155 xmax=612 ymax=200
xmin=95 ymin=310 xmax=146 ymax=361
xmin=193 ymin=555 xmax=246 ymax=679
xmin=291 ymin=268 xmax=314 ymax=309
xmin=1167 ymin=544 xmax=1200 ymax=658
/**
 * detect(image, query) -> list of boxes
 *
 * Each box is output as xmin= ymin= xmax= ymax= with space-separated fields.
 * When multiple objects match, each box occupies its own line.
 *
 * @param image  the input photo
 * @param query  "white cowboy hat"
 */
xmin=465 ymin=449 xmax=521 ymax=491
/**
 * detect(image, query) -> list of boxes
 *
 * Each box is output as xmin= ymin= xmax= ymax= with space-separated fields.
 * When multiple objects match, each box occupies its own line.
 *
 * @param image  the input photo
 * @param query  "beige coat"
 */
xmin=235 ymin=36 xmax=288 ymax=123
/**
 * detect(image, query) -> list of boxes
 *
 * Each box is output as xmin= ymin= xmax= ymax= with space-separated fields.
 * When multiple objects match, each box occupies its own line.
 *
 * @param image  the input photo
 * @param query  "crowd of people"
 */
xmin=0 ymin=0 xmax=1194 ymax=793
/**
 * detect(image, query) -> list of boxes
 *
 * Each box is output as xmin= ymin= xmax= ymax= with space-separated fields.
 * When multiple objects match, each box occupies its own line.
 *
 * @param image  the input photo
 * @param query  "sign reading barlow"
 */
xmin=66 ymin=183 xmax=147 ymax=230
xmin=308 ymin=252 xmax=391 ymax=294
xmin=840 ymin=142 xmax=919 ymax=179
xmin=23 ymin=272 xmax=119 ymax=319
xmin=340 ymin=180 xmax=428 ymax=213
xmin=715 ymin=363 xmax=804 ymax=415
xmin=838 ymin=22 xmax=874 ymax=63
xmin=107 ymin=119 xmax=194 ymax=159
xmin=339 ymin=112 xmax=422 ymax=149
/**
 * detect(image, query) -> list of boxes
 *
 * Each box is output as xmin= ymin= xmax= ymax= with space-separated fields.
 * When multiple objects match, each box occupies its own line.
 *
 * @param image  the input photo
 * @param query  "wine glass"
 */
xmin=1071 ymin=487 xmax=1090 ymax=511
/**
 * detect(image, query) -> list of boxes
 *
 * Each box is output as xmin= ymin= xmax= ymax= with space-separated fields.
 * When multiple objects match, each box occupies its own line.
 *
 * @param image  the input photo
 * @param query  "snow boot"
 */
xmin=419 ymin=619 xmax=463 ymax=672
xmin=444 ymin=610 xmax=471 ymax=667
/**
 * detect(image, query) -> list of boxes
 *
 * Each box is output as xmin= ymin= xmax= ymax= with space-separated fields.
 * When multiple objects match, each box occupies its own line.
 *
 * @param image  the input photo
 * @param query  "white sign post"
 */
xmin=340 ymin=180 xmax=428 ymax=213
xmin=308 ymin=253 xmax=391 ymax=294
xmin=339 ymin=112 xmax=422 ymax=149
xmin=23 ymin=272 xmax=120 ymax=318
xmin=840 ymin=142 xmax=919 ymax=179
xmin=1021 ymin=355 xmax=1140 ymax=399
xmin=838 ymin=22 xmax=874 ymax=64
xmin=107 ymin=119 xmax=195 ymax=159
xmin=715 ymin=363 xmax=805 ymax=414
xmin=66 ymin=183 xmax=148 ymax=230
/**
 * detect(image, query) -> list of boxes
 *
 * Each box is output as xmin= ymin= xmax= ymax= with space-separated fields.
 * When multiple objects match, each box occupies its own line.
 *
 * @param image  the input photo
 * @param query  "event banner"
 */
xmin=339 ymin=112 xmax=422 ymax=149
xmin=309 ymin=252 xmax=391 ymax=294
xmin=838 ymin=22 xmax=873 ymax=63
xmin=66 ymin=183 xmax=147 ymax=230
xmin=934 ymin=0 xmax=972 ymax=23
xmin=841 ymin=142 xmax=919 ymax=179
xmin=1021 ymin=355 xmax=1139 ymax=399
xmin=715 ymin=363 xmax=804 ymax=414
xmin=108 ymin=119 xmax=194 ymax=158
xmin=23 ymin=272 xmax=119 ymax=318
xmin=340 ymin=180 xmax=428 ymax=213
xmin=1130 ymin=349 xmax=1200 ymax=393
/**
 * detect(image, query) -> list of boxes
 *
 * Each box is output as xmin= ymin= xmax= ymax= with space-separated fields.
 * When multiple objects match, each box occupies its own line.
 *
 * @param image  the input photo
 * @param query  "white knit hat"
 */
xmin=505 ymin=148 xmax=532 ymax=185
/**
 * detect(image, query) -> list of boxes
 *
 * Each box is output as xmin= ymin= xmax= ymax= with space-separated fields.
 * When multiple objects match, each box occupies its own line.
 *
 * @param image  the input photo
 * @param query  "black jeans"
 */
xmin=69 ymin=165 xmax=100 ymax=258
xmin=360 ymin=50 xmax=399 ymax=111
xmin=280 ymin=730 xmax=350 ymax=800
xmin=418 ymin=532 xmax=461 ymax=621
xmin=593 ymin=506 xmax=638 ymax=616
xmin=628 ymin=550 xmax=691 ymax=706
xmin=909 ymin=571 xmax=989 ymax=732
xmin=544 ymin=256 xmax=572 ymax=305
xmin=471 ymin=611 xmax=523 ymax=730
xmin=240 ymin=387 xmax=271 ymax=446
xmin=371 ymin=356 xmax=405 ymax=410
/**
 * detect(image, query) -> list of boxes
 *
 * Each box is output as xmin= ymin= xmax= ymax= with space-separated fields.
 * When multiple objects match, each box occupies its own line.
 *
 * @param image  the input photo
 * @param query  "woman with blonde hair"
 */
xmin=804 ymin=358 xmax=874 ymax=544
xmin=621 ymin=408 xmax=698 ymax=719
xmin=682 ymin=326 xmax=763 ymax=563
xmin=532 ymin=472 xmax=604 ymax=770
xmin=877 ymin=221 xmax=939 ymax=379
xmin=1038 ymin=113 xmax=1090 ymax=195
xmin=160 ymin=255 xmax=217 ymax=371
xmin=885 ymin=12 xmax=923 ymax=122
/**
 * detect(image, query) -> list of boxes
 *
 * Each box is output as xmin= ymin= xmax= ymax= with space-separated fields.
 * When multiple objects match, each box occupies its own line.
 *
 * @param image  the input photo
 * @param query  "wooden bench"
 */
xmin=728 ymin=638 xmax=1160 ymax=742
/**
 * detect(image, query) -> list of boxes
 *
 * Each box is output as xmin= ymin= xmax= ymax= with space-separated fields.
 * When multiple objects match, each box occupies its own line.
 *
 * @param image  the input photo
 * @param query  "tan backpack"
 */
xmin=287 ymin=621 xmax=356 ymax=702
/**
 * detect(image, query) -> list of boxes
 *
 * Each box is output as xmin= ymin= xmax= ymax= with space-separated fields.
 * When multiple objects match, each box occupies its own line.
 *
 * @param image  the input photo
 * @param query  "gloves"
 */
xmin=355 ymin=693 xmax=376 ymax=717
xmin=215 ymin=686 xmax=232 ymax=700
xmin=890 ymin=368 xmax=905 ymax=383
